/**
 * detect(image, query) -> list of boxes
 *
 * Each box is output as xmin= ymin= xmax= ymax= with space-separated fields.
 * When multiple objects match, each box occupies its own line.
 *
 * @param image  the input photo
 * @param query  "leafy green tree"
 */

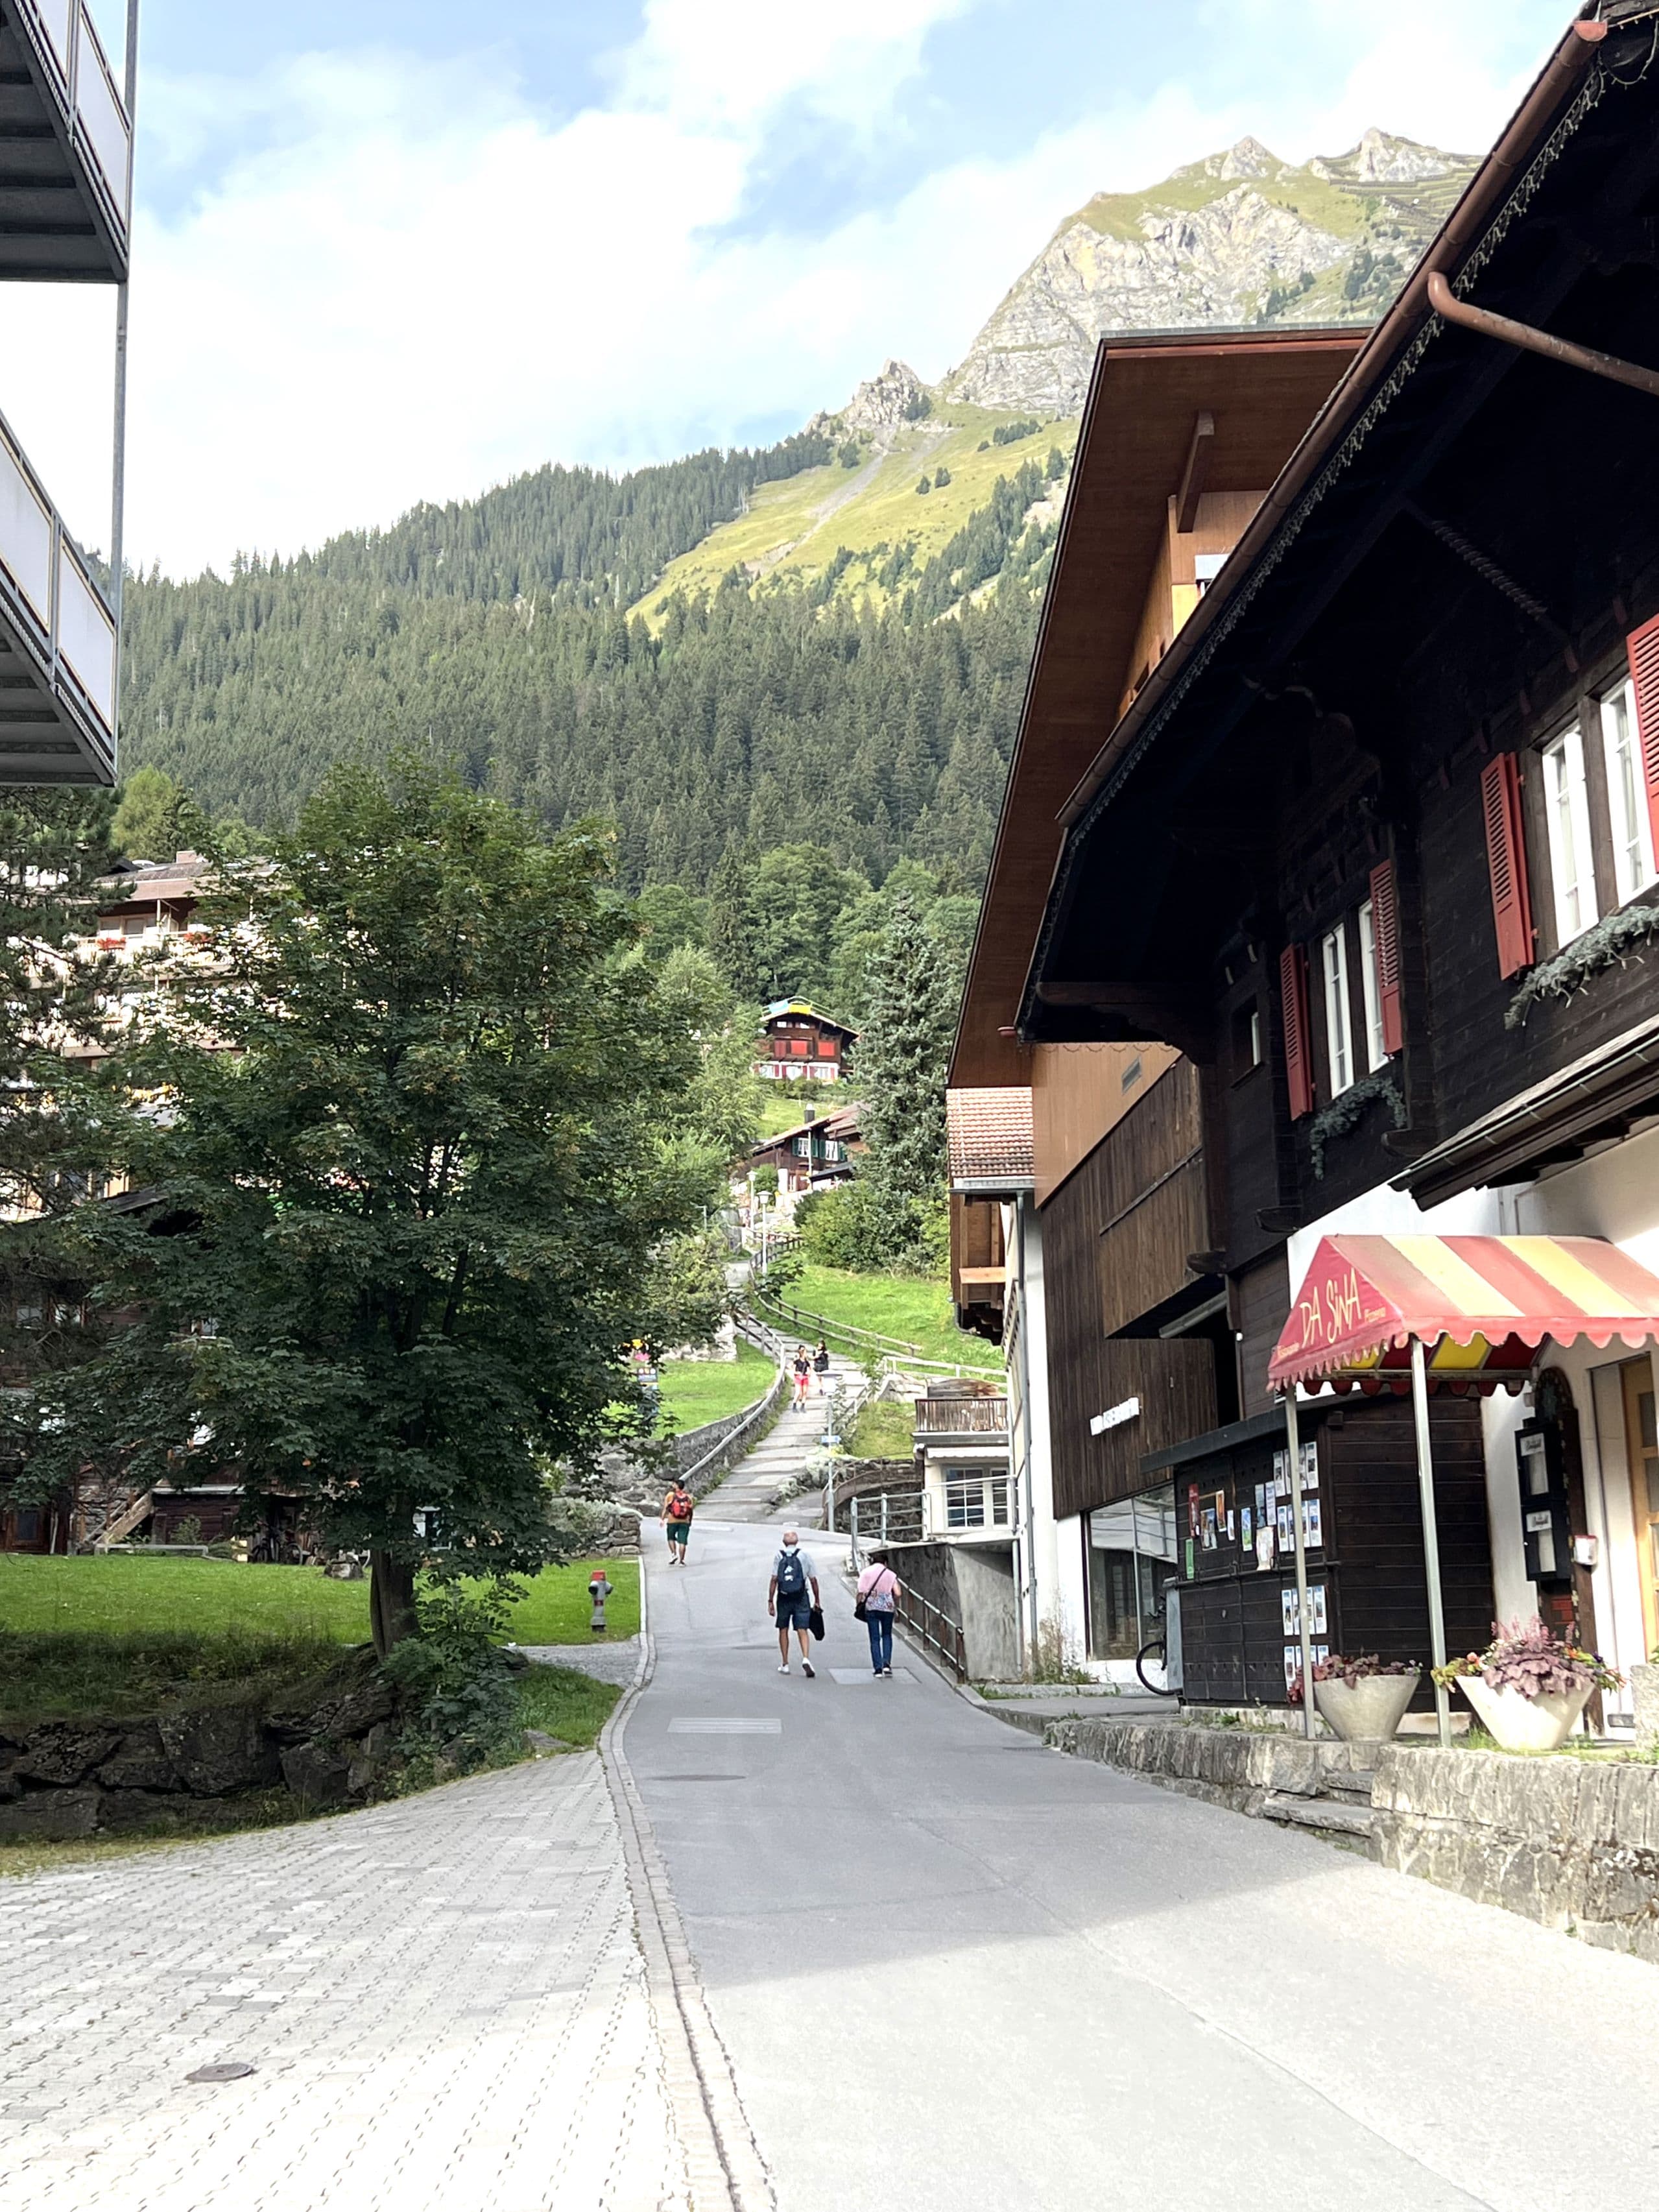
xmin=837 ymin=440 xmax=862 ymax=469
xmin=21 ymin=759 xmax=702 ymax=1654
xmin=635 ymin=881 xmax=708 ymax=951
xmin=111 ymin=765 xmax=206 ymax=861
xmin=747 ymin=844 xmax=866 ymax=1004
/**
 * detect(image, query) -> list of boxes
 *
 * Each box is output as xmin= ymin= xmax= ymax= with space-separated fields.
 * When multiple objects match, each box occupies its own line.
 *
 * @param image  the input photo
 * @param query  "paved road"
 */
xmin=632 ymin=1517 xmax=1659 ymax=2212
xmin=1 ymin=1751 xmax=689 ymax=2212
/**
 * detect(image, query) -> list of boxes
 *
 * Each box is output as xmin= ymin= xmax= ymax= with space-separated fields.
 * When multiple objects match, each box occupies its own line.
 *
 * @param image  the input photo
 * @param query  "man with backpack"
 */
xmin=768 ymin=1530 xmax=820 ymax=1677
xmin=660 ymin=1478 xmax=695 ymax=1565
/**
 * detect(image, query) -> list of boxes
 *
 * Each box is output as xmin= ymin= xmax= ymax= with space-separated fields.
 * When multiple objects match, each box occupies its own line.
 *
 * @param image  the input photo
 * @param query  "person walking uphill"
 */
xmin=769 ymin=1530 xmax=820 ymax=1677
xmin=856 ymin=1556 xmax=901 ymax=1676
xmin=660 ymin=1478 xmax=695 ymax=1565
xmin=792 ymin=1346 xmax=812 ymax=1411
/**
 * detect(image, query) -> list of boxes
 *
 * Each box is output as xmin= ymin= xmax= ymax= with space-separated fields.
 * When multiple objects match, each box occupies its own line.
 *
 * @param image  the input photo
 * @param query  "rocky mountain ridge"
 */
xmin=929 ymin=127 xmax=1478 ymax=414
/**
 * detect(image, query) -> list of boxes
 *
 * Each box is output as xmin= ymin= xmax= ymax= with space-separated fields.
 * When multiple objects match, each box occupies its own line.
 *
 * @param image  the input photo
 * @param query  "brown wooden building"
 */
xmin=754 ymin=1000 xmax=856 ymax=1084
xmin=1001 ymin=6 xmax=1659 ymax=1713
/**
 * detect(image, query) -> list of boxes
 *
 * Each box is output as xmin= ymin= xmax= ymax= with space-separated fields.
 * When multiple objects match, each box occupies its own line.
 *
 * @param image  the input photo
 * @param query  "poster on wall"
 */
xmin=1185 ymin=1536 xmax=1196 ymax=1579
xmin=1300 ymin=1440 xmax=1320 ymax=1491
xmin=1256 ymin=1524 xmax=1276 ymax=1571
xmin=1309 ymin=1583 xmax=1328 ymax=1635
xmin=1272 ymin=1450 xmax=1290 ymax=1499
xmin=1281 ymin=1587 xmax=1300 ymax=1635
xmin=1276 ymin=1501 xmax=1294 ymax=1552
xmin=1283 ymin=1644 xmax=1301 ymax=1694
xmin=1188 ymin=1484 xmax=1200 ymax=1537
xmin=1302 ymin=1496 xmax=1323 ymax=1548
xmin=1200 ymin=1507 xmax=1218 ymax=1551
xmin=1240 ymin=1503 xmax=1254 ymax=1554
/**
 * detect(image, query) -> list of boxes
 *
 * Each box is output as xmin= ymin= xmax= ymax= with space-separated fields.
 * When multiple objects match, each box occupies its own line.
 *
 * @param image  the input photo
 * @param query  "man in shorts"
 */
xmin=660 ymin=1480 xmax=695 ymax=1565
xmin=768 ymin=1530 xmax=820 ymax=1676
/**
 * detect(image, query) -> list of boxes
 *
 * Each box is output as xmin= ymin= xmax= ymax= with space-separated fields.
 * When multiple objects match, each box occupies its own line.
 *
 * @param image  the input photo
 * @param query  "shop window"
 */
xmin=1540 ymin=725 xmax=1599 ymax=946
xmin=1086 ymin=1485 xmax=1178 ymax=1660
xmin=1320 ymin=925 xmax=1354 ymax=1098
xmin=1600 ymin=678 xmax=1658 ymax=907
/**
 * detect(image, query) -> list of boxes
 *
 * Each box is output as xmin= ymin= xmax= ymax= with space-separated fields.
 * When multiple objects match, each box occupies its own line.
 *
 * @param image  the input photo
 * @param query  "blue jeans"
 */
xmin=866 ymin=1609 xmax=894 ymax=1671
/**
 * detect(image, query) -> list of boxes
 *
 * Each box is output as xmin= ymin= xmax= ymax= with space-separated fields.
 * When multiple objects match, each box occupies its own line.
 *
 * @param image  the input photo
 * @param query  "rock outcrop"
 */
xmin=940 ymin=130 xmax=1478 ymax=415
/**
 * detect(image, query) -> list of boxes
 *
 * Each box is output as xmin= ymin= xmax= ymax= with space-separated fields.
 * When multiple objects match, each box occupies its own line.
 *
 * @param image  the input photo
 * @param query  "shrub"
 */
xmin=915 ymin=475 xmax=932 ymax=496
xmin=1312 ymin=1652 xmax=1418 ymax=1688
xmin=385 ymin=1580 xmax=521 ymax=1766
xmin=934 ymin=465 xmax=952 ymax=488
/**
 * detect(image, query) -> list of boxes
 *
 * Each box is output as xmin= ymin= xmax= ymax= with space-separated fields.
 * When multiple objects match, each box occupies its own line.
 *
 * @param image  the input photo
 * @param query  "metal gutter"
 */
xmin=1425 ymin=267 xmax=1659 ymax=398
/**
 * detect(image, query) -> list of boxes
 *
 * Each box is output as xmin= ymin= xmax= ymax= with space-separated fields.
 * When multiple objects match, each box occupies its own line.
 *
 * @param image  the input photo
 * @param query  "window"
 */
xmin=1357 ymin=901 xmax=1387 ymax=1072
xmin=1320 ymin=926 xmax=1354 ymax=1098
xmin=1230 ymin=1000 xmax=1262 ymax=1078
xmin=1121 ymin=1056 xmax=1142 ymax=1094
xmin=944 ymin=1475 xmax=986 ymax=1530
xmin=1600 ymin=679 xmax=1658 ymax=907
xmin=1541 ymin=725 xmax=1599 ymax=946
xmin=1194 ymin=551 xmax=1226 ymax=594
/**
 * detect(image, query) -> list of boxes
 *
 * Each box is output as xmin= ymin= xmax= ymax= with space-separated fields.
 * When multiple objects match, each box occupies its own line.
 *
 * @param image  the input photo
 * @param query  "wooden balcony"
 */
xmin=914 ymin=1395 xmax=1009 ymax=1439
xmin=0 ymin=3 xmax=130 ymax=281
xmin=0 ymin=400 xmax=115 ymax=781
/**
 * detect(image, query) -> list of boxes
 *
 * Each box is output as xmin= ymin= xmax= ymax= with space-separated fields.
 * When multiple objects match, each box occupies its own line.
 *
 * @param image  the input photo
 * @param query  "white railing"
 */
xmin=19 ymin=0 xmax=132 ymax=231
xmin=0 ymin=406 xmax=117 ymax=742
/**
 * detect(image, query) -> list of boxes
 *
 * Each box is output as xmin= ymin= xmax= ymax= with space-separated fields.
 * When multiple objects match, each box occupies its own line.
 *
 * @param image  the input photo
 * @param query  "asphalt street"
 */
xmin=630 ymin=1513 xmax=1659 ymax=2212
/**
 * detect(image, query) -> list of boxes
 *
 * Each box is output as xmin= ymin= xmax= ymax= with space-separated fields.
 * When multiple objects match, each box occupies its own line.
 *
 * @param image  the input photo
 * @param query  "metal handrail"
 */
xmin=896 ymin=1585 xmax=968 ymax=1681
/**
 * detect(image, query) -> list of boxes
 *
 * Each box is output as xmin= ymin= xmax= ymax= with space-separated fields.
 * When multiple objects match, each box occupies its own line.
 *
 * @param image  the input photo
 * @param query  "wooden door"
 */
xmin=1621 ymin=1358 xmax=1659 ymax=1657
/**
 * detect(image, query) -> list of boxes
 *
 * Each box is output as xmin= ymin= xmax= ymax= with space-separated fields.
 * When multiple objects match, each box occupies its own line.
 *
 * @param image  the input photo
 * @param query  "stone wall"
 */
xmin=0 ymin=1648 xmax=410 ymax=1840
xmin=1371 ymin=1744 xmax=1659 ymax=1962
xmin=885 ymin=1541 xmax=1020 ymax=1681
xmin=1046 ymin=1715 xmax=1372 ymax=1814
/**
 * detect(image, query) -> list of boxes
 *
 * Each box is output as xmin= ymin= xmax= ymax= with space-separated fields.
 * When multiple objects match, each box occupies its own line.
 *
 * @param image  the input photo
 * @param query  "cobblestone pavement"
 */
xmin=0 ymin=1752 xmax=689 ymax=2212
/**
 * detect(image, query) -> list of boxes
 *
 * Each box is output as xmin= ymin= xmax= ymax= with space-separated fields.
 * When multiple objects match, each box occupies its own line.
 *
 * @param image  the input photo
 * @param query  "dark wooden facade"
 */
xmin=1013 ymin=14 xmax=1659 ymax=1701
xmin=1166 ymin=1395 xmax=1492 ymax=1708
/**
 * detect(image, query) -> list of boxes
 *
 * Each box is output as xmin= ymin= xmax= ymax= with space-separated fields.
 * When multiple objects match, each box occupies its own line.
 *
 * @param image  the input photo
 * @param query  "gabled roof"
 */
xmin=947 ymin=1086 xmax=1034 ymax=1192
xmin=750 ymin=1101 xmax=865 ymax=1157
xmin=949 ymin=328 xmax=1362 ymax=1090
xmin=761 ymin=998 xmax=857 ymax=1039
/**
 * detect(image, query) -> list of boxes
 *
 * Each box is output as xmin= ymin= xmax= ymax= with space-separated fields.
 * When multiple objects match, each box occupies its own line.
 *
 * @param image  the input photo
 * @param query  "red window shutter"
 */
xmin=1368 ymin=858 xmax=1403 ymax=1055
xmin=1481 ymin=752 xmax=1533 ymax=980
xmin=1279 ymin=943 xmax=1314 ymax=1120
xmin=1625 ymin=612 xmax=1659 ymax=851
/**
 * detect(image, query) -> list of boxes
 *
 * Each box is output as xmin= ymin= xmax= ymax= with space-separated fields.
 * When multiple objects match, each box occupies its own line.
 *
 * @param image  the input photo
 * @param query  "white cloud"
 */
xmin=0 ymin=0 xmax=1569 ymax=577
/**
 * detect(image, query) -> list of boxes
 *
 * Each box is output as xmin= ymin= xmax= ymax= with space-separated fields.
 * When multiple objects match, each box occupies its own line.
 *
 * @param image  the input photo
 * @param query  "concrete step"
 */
xmin=1260 ymin=1792 xmax=1379 ymax=1840
xmin=1324 ymin=1770 xmax=1378 ymax=1803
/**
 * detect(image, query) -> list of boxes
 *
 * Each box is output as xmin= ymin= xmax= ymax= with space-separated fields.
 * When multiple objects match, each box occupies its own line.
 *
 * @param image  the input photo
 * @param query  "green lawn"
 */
xmin=769 ymin=1262 xmax=999 ymax=1371
xmin=846 ymin=1398 xmax=916 ymax=1460
xmin=656 ymin=1338 xmax=776 ymax=1431
xmin=0 ymin=1554 xmax=640 ymax=1653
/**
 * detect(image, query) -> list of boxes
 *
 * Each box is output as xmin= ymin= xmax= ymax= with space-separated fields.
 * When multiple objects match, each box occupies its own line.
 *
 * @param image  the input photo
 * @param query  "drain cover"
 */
xmin=186 ymin=2063 xmax=257 ymax=2084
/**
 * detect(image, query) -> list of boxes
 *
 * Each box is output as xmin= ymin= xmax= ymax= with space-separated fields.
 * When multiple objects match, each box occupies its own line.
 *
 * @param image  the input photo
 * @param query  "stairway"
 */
xmin=1261 ymin=1763 xmax=1379 ymax=1844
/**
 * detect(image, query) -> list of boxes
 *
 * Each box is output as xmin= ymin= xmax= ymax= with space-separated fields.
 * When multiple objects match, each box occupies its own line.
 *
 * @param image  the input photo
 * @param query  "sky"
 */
xmin=0 ymin=0 xmax=1587 ymax=579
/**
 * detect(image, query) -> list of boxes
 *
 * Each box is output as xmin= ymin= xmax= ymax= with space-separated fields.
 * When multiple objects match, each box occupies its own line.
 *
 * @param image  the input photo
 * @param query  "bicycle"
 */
xmin=1135 ymin=1636 xmax=1176 ymax=1696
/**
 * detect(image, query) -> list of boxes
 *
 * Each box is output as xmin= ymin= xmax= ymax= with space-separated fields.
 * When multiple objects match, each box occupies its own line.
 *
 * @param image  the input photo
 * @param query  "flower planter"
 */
xmin=1313 ymin=1669 xmax=1420 ymax=1743
xmin=1457 ymin=1674 xmax=1590 ymax=1753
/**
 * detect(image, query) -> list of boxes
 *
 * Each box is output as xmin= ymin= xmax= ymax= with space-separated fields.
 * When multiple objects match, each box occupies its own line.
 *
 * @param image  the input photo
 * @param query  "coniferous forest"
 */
xmin=117 ymin=431 xmax=1053 ymax=901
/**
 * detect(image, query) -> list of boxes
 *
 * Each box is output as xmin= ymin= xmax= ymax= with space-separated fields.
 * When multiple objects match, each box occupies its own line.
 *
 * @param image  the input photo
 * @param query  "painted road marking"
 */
xmin=667 ymin=1719 xmax=783 ymax=1735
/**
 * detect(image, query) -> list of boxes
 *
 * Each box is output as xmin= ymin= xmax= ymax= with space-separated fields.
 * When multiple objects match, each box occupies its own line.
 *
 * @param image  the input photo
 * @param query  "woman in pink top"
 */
xmin=857 ymin=1557 xmax=901 ymax=1676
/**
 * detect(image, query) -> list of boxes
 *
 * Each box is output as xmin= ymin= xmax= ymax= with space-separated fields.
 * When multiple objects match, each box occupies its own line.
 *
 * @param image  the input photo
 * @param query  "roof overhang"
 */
xmin=1269 ymin=1233 xmax=1659 ymax=1393
xmin=949 ymin=328 xmax=1363 ymax=1090
xmin=1020 ymin=12 xmax=1651 ymax=1042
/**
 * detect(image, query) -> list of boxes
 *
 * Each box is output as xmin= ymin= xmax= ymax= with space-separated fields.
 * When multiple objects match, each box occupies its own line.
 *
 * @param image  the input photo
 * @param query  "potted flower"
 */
xmin=1311 ymin=1653 xmax=1421 ymax=1742
xmin=1433 ymin=1618 xmax=1621 ymax=1753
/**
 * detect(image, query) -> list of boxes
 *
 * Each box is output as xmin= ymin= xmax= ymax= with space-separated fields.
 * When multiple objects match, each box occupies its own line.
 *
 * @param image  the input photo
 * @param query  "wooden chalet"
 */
xmin=1005 ymin=5 xmax=1659 ymax=1714
xmin=948 ymin=325 xmax=1364 ymax=1675
xmin=754 ymin=1000 xmax=856 ymax=1083
xmin=748 ymin=1100 xmax=865 ymax=1197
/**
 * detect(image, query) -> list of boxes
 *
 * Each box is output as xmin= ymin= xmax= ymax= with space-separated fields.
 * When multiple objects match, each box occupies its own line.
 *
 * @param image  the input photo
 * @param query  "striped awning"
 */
xmin=1268 ymin=1234 xmax=1659 ymax=1393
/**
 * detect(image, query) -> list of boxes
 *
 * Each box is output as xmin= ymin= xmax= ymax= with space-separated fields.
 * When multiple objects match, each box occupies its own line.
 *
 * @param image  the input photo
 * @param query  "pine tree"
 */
xmin=855 ymin=895 xmax=954 ymax=1202
xmin=706 ymin=845 xmax=758 ymax=999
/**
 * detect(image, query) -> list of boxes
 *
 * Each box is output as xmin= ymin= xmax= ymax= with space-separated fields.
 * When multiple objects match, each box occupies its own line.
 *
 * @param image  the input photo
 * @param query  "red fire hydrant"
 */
xmin=588 ymin=1571 xmax=614 ymax=1636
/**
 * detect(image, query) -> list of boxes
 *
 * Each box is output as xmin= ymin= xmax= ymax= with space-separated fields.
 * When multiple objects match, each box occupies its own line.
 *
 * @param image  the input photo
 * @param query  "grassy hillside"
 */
xmin=638 ymin=409 xmax=1076 ymax=618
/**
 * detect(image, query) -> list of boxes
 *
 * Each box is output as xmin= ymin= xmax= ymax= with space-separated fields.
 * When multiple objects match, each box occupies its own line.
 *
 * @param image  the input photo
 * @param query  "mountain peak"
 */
xmin=816 ymin=358 xmax=932 ymax=442
xmin=941 ymin=128 xmax=1479 ymax=414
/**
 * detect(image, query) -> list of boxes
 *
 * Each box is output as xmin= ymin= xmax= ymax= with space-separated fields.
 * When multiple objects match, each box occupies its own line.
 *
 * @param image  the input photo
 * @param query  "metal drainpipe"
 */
xmin=1015 ymin=1194 xmax=1039 ymax=1665
xmin=1427 ymin=269 xmax=1659 ymax=402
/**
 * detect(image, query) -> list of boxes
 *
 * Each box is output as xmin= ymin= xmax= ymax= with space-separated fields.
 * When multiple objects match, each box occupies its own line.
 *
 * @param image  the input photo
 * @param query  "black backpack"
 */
xmin=776 ymin=1548 xmax=806 ymax=1597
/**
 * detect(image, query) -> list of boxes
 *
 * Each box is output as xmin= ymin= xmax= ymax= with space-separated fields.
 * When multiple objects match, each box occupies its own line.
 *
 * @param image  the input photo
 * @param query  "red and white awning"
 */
xmin=1268 ymin=1233 xmax=1659 ymax=1393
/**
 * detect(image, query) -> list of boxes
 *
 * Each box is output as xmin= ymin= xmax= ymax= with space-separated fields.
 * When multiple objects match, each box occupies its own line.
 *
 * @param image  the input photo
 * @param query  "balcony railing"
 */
xmin=3 ymin=1 xmax=132 ymax=280
xmin=0 ymin=400 xmax=117 ymax=782
xmin=914 ymin=1396 xmax=1009 ymax=1437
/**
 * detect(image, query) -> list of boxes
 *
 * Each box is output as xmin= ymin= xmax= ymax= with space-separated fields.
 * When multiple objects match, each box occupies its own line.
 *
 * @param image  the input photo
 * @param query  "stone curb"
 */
xmin=599 ymin=1556 xmax=776 ymax=2212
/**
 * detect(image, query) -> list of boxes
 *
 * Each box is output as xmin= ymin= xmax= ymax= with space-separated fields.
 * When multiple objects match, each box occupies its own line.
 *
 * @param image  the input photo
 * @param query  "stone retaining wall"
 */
xmin=0 ymin=1648 xmax=409 ymax=1840
xmin=1371 ymin=1744 xmax=1659 ymax=1962
xmin=1046 ymin=1715 xmax=1373 ymax=1814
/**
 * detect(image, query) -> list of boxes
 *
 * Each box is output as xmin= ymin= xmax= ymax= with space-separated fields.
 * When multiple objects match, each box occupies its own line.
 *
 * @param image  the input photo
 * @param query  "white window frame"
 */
xmin=1357 ymin=899 xmax=1387 ymax=1072
xmin=1541 ymin=724 xmax=1599 ymax=947
xmin=1599 ymin=679 xmax=1657 ymax=909
xmin=1320 ymin=925 xmax=1354 ymax=1099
